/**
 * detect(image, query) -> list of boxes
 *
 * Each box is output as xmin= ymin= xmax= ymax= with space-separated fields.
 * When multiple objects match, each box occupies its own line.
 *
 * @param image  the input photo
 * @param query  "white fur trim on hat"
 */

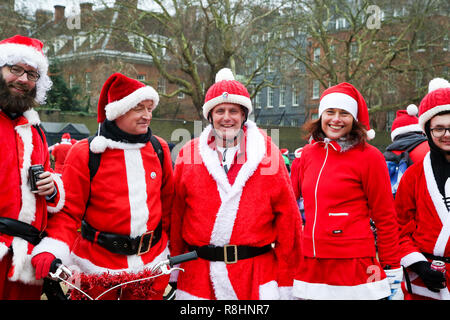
xmin=318 ymin=92 xmax=358 ymax=119
xmin=105 ymin=86 xmax=159 ymax=121
xmin=202 ymin=93 xmax=252 ymax=119
xmin=419 ymin=104 xmax=450 ymax=130
xmin=391 ymin=124 xmax=423 ymax=141
xmin=0 ymin=43 xmax=52 ymax=104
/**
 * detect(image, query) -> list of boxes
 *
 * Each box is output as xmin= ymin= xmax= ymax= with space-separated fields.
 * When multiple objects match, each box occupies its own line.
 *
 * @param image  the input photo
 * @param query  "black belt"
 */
xmin=189 ymin=244 xmax=272 ymax=264
xmin=81 ymin=220 xmax=162 ymax=256
xmin=0 ymin=217 xmax=46 ymax=246
xmin=423 ymin=252 xmax=450 ymax=264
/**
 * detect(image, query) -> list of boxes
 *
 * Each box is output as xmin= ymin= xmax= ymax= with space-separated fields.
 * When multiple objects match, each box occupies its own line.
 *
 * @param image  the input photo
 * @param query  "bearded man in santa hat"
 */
xmin=0 ymin=35 xmax=64 ymax=299
xmin=169 ymin=68 xmax=302 ymax=300
xmin=31 ymin=73 xmax=175 ymax=300
xmin=396 ymin=77 xmax=450 ymax=300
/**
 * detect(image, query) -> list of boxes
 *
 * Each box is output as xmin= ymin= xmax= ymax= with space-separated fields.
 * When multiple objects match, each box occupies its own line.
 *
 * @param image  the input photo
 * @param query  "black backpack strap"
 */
xmin=150 ymin=135 xmax=164 ymax=169
xmin=87 ymin=136 xmax=102 ymax=181
xmin=33 ymin=124 xmax=45 ymax=144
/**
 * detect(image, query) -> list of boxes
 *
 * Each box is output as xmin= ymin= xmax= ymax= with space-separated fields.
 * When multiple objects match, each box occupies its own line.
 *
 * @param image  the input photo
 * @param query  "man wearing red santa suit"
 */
xmin=31 ymin=73 xmax=174 ymax=300
xmin=291 ymin=82 xmax=403 ymax=300
xmin=51 ymin=132 xmax=73 ymax=174
xmin=169 ymin=68 xmax=303 ymax=300
xmin=396 ymin=77 xmax=450 ymax=300
xmin=0 ymin=35 xmax=64 ymax=299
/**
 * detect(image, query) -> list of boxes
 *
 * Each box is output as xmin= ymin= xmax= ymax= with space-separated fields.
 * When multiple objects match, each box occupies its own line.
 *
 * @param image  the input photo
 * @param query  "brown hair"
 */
xmin=302 ymin=117 xmax=368 ymax=145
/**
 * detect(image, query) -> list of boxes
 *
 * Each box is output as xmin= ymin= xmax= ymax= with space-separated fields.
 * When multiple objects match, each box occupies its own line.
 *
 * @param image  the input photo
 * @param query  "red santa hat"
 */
xmin=280 ymin=148 xmax=289 ymax=155
xmin=61 ymin=132 xmax=71 ymax=143
xmin=318 ymin=82 xmax=375 ymax=140
xmin=418 ymin=77 xmax=450 ymax=130
xmin=202 ymin=68 xmax=252 ymax=120
xmin=97 ymin=72 xmax=159 ymax=123
xmin=0 ymin=34 xmax=52 ymax=104
xmin=90 ymin=73 xmax=159 ymax=153
xmin=390 ymin=104 xmax=422 ymax=141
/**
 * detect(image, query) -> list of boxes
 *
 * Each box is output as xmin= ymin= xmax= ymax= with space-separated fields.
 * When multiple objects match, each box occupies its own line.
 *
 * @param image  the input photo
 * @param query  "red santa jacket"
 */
xmin=51 ymin=142 xmax=72 ymax=173
xmin=0 ymin=109 xmax=64 ymax=284
xmin=294 ymin=139 xmax=400 ymax=265
xmin=395 ymin=152 xmax=450 ymax=299
xmin=170 ymin=120 xmax=303 ymax=300
xmin=32 ymin=135 xmax=174 ymax=275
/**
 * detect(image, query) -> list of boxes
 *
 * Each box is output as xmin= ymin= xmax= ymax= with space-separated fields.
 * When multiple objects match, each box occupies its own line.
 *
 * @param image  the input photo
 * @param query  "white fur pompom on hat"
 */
xmin=89 ymin=135 xmax=108 ymax=154
xmin=215 ymin=68 xmax=235 ymax=82
xmin=428 ymin=78 xmax=450 ymax=93
xmin=406 ymin=104 xmax=418 ymax=116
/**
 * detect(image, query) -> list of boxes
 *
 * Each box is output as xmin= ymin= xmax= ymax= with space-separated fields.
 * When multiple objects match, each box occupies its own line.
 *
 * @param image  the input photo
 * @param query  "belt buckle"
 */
xmin=224 ymin=244 xmax=238 ymax=264
xmin=137 ymin=230 xmax=154 ymax=256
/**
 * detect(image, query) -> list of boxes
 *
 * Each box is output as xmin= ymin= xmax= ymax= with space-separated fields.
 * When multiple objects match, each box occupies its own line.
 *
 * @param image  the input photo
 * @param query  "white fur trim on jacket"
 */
xmin=47 ymin=173 xmax=65 ymax=213
xmin=423 ymin=153 xmax=450 ymax=257
xmin=105 ymin=86 xmax=159 ymax=121
xmin=31 ymin=237 xmax=71 ymax=266
xmin=198 ymin=119 xmax=267 ymax=299
xmin=0 ymin=43 xmax=52 ymax=104
xmin=293 ymin=278 xmax=391 ymax=300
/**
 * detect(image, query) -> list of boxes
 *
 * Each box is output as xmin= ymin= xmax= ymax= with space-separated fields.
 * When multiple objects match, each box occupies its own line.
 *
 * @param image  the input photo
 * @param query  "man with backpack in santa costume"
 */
xmin=0 ymin=35 xmax=64 ymax=299
xmin=169 ymin=68 xmax=303 ymax=300
xmin=396 ymin=77 xmax=450 ymax=299
xmin=31 ymin=73 xmax=175 ymax=300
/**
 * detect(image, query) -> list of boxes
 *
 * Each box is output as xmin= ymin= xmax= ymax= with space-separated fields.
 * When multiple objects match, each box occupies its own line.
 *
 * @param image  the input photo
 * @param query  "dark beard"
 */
xmin=0 ymin=73 xmax=38 ymax=115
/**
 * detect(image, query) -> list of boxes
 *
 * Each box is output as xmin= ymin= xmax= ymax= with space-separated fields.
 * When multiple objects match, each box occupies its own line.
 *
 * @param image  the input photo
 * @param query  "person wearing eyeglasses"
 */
xmin=395 ymin=77 xmax=450 ymax=300
xmin=0 ymin=35 xmax=64 ymax=299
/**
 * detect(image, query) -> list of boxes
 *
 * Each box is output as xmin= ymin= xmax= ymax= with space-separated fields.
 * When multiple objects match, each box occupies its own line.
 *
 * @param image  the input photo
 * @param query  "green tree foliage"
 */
xmin=45 ymin=61 xmax=84 ymax=112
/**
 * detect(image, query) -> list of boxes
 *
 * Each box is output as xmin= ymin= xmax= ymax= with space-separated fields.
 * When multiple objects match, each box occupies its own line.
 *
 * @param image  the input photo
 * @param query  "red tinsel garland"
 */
xmin=69 ymin=268 xmax=159 ymax=300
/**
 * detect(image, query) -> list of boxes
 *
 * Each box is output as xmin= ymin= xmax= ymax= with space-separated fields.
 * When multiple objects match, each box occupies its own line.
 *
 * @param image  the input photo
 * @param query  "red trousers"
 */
xmin=0 ymin=251 xmax=42 ymax=300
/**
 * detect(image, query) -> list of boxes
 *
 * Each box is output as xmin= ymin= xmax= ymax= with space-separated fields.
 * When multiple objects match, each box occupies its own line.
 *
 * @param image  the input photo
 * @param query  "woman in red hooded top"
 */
xmin=292 ymin=82 xmax=402 ymax=300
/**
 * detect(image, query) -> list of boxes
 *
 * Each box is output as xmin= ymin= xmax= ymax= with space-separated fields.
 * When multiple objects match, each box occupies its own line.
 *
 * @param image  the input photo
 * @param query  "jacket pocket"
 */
xmin=326 ymin=212 xmax=349 ymax=236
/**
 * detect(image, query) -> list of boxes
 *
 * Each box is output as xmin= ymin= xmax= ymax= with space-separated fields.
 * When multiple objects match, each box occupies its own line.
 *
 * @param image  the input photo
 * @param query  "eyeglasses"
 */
xmin=430 ymin=127 xmax=450 ymax=138
xmin=7 ymin=65 xmax=40 ymax=82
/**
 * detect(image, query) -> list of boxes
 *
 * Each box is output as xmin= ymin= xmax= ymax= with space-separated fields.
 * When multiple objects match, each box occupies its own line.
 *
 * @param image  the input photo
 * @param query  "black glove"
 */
xmin=409 ymin=261 xmax=446 ymax=292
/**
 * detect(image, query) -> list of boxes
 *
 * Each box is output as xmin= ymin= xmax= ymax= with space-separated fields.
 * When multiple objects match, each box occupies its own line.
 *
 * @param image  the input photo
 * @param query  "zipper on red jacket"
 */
xmin=311 ymin=139 xmax=334 ymax=257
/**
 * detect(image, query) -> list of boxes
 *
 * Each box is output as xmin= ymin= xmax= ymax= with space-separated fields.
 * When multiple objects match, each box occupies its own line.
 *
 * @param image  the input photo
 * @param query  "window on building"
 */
xmin=292 ymin=85 xmax=299 ymax=106
xmin=386 ymin=110 xmax=395 ymax=131
xmin=254 ymin=90 xmax=262 ymax=109
xmin=312 ymin=80 xmax=320 ymax=99
xmin=279 ymin=85 xmax=286 ymax=107
xmin=313 ymin=47 xmax=321 ymax=62
xmin=177 ymin=87 xmax=185 ymax=99
xmin=329 ymin=45 xmax=336 ymax=63
xmin=137 ymin=74 xmax=146 ymax=81
xmin=267 ymin=87 xmax=274 ymax=108
xmin=158 ymin=78 xmax=166 ymax=94
xmin=69 ymin=74 xmax=75 ymax=89
xmin=336 ymin=18 xmax=347 ymax=30
xmin=85 ymin=72 xmax=92 ymax=93
xmin=350 ymin=42 xmax=358 ymax=60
